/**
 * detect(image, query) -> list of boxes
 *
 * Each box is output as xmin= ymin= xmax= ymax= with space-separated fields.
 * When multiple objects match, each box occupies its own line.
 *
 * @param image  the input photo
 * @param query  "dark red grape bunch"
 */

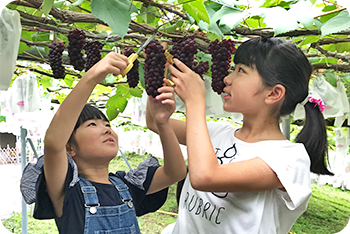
xmin=85 ymin=40 xmax=104 ymax=72
xmin=169 ymin=37 xmax=198 ymax=70
xmin=144 ymin=40 xmax=166 ymax=98
xmin=48 ymin=42 xmax=65 ymax=79
xmin=67 ymin=28 xmax=86 ymax=71
xmin=193 ymin=61 xmax=209 ymax=79
xmin=123 ymin=47 xmax=139 ymax=88
xmin=208 ymin=39 xmax=236 ymax=94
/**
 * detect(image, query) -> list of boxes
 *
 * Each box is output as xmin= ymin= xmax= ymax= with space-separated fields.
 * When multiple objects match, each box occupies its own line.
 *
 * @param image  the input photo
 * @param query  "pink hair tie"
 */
xmin=305 ymin=96 xmax=326 ymax=113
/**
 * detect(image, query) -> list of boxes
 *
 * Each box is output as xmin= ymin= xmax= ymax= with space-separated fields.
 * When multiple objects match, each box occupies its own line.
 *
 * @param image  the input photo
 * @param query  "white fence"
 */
xmin=0 ymin=146 xmax=19 ymax=165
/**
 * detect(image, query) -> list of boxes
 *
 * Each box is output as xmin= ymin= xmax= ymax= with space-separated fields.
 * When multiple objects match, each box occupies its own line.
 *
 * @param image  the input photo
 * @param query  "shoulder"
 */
xmin=207 ymin=121 xmax=237 ymax=135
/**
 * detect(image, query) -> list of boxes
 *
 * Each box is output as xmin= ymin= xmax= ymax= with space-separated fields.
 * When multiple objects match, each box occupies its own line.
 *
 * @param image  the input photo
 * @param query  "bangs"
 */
xmin=233 ymin=37 xmax=283 ymax=68
xmin=68 ymin=104 xmax=108 ymax=143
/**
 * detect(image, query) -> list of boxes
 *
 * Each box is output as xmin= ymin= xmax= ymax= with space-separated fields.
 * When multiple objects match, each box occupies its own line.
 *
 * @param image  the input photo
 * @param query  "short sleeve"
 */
xmin=257 ymin=143 xmax=312 ymax=211
xmin=117 ymin=157 xmax=168 ymax=216
xmin=33 ymin=165 xmax=75 ymax=219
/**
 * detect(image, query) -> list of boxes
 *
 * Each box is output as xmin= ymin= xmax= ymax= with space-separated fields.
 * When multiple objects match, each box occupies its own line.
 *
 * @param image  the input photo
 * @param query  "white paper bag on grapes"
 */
xmin=0 ymin=7 xmax=21 ymax=90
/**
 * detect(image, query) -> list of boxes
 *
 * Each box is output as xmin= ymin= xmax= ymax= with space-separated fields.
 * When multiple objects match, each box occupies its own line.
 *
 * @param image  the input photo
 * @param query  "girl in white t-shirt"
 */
xmin=146 ymin=37 xmax=333 ymax=234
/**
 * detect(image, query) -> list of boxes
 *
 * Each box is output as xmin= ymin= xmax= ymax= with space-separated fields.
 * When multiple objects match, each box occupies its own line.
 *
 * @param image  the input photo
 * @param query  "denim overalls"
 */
xmin=79 ymin=175 xmax=141 ymax=234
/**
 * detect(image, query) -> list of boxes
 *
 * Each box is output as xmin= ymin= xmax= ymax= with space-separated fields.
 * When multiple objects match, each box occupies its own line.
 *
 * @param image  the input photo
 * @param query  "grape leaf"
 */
xmin=0 ymin=116 xmax=6 ymax=123
xmin=288 ymin=1 xmax=314 ymax=28
xmin=106 ymin=92 xmax=128 ymax=121
xmin=91 ymin=0 xmax=131 ymax=38
xmin=263 ymin=7 xmax=299 ymax=36
xmin=179 ymin=0 xmax=209 ymax=24
xmin=41 ymin=0 xmax=54 ymax=16
xmin=321 ymin=10 xmax=350 ymax=38
xmin=40 ymin=76 xmax=53 ymax=90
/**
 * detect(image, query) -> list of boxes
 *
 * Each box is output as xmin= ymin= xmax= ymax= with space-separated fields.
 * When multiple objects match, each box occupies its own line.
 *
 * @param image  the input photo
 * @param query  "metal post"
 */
xmin=27 ymin=138 xmax=39 ymax=159
xmin=282 ymin=115 xmax=291 ymax=140
xmin=20 ymin=127 xmax=27 ymax=234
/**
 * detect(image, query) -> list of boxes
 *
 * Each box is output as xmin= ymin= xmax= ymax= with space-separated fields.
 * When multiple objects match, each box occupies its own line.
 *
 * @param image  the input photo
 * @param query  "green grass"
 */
xmin=3 ymin=152 xmax=350 ymax=233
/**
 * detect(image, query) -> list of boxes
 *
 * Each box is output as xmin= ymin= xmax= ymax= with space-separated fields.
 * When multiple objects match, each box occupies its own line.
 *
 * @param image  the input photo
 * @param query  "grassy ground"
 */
xmin=3 ymin=152 xmax=350 ymax=233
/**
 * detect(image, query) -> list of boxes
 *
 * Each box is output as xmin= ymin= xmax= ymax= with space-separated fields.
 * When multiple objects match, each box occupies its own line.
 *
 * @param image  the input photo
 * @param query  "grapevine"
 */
xmin=123 ymin=48 xmax=139 ymax=88
xmin=144 ymin=40 xmax=167 ymax=98
xmin=48 ymin=42 xmax=65 ymax=79
xmin=208 ymin=39 xmax=236 ymax=94
xmin=67 ymin=28 xmax=86 ymax=71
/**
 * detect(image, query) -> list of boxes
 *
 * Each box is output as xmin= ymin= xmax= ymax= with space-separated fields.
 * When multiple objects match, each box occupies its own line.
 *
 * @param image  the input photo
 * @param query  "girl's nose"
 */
xmin=104 ymin=127 xmax=112 ymax=134
xmin=224 ymin=75 xmax=231 ymax=86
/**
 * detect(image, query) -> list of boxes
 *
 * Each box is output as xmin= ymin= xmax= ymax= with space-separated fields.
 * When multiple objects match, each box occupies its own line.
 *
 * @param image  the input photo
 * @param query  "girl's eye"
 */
xmin=88 ymin=122 xmax=96 ymax=126
xmin=106 ymin=124 xmax=111 ymax=127
xmin=239 ymin=67 xmax=244 ymax=73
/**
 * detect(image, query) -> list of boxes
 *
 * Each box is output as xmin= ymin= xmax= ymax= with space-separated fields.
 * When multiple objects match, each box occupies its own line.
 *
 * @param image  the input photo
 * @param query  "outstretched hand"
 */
xmin=84 ymin=52 xmax=129 ymax=85
xmin=149 ymin=78 xmax=176 ymax=125
xmin=168 ymin=58 xmax=206 ymax=105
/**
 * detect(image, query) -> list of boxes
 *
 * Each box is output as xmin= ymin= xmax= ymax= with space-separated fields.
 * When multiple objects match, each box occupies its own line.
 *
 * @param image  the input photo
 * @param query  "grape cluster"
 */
xmin=48 ymin=42 xmax=65 ymax=79
xmin=123 ymin=48 xmax=139 ymax=88
xmin=208 ymin=39 xmax=236 ymax=94
xmin=85 ymin=40 xmax=104 ymax=72
xmin=144 ymin=40 xmax=166 ymax=97
xmin=193 ymin=61 xmax=209 ymax=79
xmin=67 ymin=28 xmax=86 ymax=71
xmin=169 ymin=37 xmax=198 ymax=69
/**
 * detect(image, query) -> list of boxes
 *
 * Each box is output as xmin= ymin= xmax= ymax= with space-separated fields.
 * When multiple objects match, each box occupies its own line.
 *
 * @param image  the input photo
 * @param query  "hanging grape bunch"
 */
xmin=48 ymin=42 xmax=65 ymax=79
xmin=85 ymin=40 xmax=104 ymax=72
xmin=193 ymin=61 xmax=209 ymax=79
xmin=208 ymin=39 xmax=236 ymax=94
xmin=144 ymin=40 xmax=167 ymax=98
xmin=169 ymin=37 xmax=208 ymax=78
xmin=123 ymin=48 xmax=139 ymax=88
xmin=169 ymin=37 xmax=197 ymax=70
xmin=67 ymin=28 xmax=86 ymax=71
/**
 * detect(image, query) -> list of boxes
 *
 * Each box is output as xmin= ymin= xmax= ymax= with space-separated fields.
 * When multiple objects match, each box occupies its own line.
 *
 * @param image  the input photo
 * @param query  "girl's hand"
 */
xmin=168 ymin=58 xmax=206 ymax=106
xmin=84 ymin=52 xmax=129 ymax=85
xmin=148 ymin=78 xmax=176 ymax=126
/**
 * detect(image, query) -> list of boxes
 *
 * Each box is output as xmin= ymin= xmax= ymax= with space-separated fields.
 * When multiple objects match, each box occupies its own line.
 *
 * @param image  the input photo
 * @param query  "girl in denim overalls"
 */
xmin=34 ymin=52 xmax=187 ymax=233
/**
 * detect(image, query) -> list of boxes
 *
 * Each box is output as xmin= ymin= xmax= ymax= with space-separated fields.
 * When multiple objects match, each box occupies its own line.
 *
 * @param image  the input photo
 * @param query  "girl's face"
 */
xmin=223 ymin=64 xmax=269 ymax=115
xmin=69 ymin=118 xmax=119 ymax=163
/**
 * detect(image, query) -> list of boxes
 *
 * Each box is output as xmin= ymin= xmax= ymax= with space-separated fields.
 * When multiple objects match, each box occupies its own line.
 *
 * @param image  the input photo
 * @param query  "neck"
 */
xmin=76 ymin=162 xmax=111 ymax=184
xmin=236 ymin=115 xmax=286 ymax=143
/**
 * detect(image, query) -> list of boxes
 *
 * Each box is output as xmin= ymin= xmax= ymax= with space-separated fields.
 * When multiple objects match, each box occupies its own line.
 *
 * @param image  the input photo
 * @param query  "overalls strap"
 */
xmin=79 ymin=176 xmax=99 ymax=207
xmin=109 ymin=175 xmax=133 ymax=208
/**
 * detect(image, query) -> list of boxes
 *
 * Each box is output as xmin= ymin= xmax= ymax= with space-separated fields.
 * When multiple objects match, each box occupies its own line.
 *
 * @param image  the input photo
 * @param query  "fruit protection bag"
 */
xmin=293 ymin=73 xmax=343 ymax=120
xmin=334 ymin=76 xmax=350 ymax=127
xmin=0 ymin=7 xmax=21 ymax=90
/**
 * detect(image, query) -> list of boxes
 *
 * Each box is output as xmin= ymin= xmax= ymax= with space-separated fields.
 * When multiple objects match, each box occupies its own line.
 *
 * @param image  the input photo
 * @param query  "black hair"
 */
xmin=234 ymin=37 xmax=333 ymax=175
xmin=68 ymin=103 xmax=109 ymax=143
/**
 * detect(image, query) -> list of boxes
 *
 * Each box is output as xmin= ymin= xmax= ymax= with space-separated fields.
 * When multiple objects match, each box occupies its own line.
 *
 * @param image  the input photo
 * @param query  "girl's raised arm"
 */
xmin=44 ymin=52 xmax=128 ymax=217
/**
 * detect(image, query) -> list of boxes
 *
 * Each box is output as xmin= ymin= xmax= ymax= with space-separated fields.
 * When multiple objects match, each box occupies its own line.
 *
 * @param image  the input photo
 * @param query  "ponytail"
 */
xmin=295 ymin=102 xmax=334 ymax=175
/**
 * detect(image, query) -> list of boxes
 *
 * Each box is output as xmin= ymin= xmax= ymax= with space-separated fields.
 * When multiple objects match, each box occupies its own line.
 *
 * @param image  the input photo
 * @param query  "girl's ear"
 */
xmin=66 ymin=142 xmax=76 ymax=157
xmin=265 ymin=84 xmax=285 ymax=105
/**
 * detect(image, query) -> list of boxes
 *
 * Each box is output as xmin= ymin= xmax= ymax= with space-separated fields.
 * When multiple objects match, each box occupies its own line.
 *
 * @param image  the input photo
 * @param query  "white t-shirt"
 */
xmin=169 ymin=122 xmax=312 ymax=234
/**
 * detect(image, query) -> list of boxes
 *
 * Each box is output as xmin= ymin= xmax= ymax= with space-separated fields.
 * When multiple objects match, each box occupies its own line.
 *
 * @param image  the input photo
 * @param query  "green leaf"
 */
xmin=41 ymin=0 xmax=54 ymax=16
xmin=18 ymin=42 xmax=30 ymax=54
xmin=106 ymin=92 xmax=128 ymax=121
xmin=0 ymin=116 xmax=6 ymax=123
xmin=263 ymin=7 xmax=299 ymax=35
xmin=288 ymin=1 xmax=314 ymax=28
xmin=101 ymin=73 xmax=115 ymax=84
xmin=95 ymin=84 xmax=112 ymax=96
xmin=180 ymin=0 xmax=209 ymax=24
xmin=40 ymin=76 xmax=53 ymax=90
xmin=298 ymin=35 xmax=321 ymax=47
xmin=53 ymin=0 xmax=66 ymax=8
xmin=325 ymin=70 xmax=337 ymax=87
xmin=321 ymin=10 xmax=350 ymax=38
xmin=72 ymin=0 xmax=85 ymax=6
xmin=335 ymin=42 xmax=350 ymax=53
xmin=139 ymin=61 xmax=145 ymax=89
xmin=129 ymin=87 xmax=143 ymax=97
xmin=219 ymin=10 xmax=249 ymax=29
xmin=64 ymin=76 xmax=74 ymax=88
xmin=140 ymin=5 xmax=156 ymax=24
xmin=261 ymin=0 xmax=280 ymax=8
xmin=309 ymin=0 xmax=317 ymax=5
xmin=91 ymin=0 xmax=131 ymax=38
